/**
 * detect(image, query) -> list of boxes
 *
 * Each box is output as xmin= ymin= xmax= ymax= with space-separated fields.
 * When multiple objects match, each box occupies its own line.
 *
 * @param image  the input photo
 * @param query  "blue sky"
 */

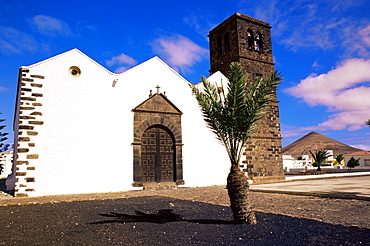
xmin=0 ymin=0 xmax=369 ymax=150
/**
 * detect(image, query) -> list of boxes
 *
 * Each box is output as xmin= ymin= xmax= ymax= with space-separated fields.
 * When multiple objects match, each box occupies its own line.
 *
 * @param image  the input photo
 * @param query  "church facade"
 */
xmin=7 ymin=13 xmax=284 ymax=197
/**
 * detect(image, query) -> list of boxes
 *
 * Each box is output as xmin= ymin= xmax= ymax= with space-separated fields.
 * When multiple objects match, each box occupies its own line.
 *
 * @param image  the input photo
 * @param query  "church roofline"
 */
xmin=122 ymin=56 xmax=191 ymax=85
xmin=22 ymin=48 xmax=118 ymax=76
xmin=209 ymin=12 xmax=271 ymax=37
xmin=234 ymin=12 xmax=271 ymax=27
xmin=194 ymin=70 xmax=229 ymax=87
xmin=208 ymin=70 xmax=228 ymax=79
xmin=19 ymin=49 xmax=194 ymax=86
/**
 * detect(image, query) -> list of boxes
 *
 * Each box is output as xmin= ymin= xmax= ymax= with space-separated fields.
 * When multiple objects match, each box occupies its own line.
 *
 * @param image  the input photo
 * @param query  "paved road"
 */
xmin=251 ymin=173 xmax=370 ymax=200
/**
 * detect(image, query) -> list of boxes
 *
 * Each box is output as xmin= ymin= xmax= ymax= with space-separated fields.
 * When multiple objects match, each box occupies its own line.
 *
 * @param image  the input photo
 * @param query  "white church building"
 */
xmin=7 ymin=48 xmax=231 ymax=197
xmin=7 ymin=13 xmax=286 ymax=197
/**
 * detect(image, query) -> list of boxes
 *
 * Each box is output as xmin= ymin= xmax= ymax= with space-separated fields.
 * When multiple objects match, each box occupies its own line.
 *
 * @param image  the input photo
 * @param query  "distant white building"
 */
xmin=326 ymin=150 xmax=335 ymax=161
xmin=344 ymin=151 xmax=370 ymax=169
xmin=282 ymin=155 xmax=312 ymax=172
xmin=283 ymin=150 xmax=338 ymax=172
xmin=0 ymin=151 xmax=13 ymax=179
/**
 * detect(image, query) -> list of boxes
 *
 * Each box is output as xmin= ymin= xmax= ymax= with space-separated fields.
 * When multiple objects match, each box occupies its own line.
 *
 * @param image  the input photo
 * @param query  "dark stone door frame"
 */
xmin=132 ymin=93 xmax=184 ymax=187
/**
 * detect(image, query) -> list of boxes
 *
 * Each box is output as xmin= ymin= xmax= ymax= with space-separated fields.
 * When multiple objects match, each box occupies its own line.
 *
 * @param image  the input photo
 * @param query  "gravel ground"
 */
xmin=0 ymin=186 xmax=369 ymax=245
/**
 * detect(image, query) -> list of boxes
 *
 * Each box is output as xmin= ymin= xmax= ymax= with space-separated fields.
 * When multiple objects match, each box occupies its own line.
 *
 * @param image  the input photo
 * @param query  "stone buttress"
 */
xmin=12 ymin=67 xmax=44 ymax=196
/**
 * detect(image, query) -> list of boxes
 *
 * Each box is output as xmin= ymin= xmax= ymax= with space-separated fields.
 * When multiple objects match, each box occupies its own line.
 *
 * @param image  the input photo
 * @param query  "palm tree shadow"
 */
xmin=91 ymin=209 xmax=236 ymax=225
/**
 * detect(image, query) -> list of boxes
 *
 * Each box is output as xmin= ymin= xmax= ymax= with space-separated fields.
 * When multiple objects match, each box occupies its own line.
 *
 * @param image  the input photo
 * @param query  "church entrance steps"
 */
xmin=143 ymin=182 xmax=178 ymax=190
xmin=0 ymin=191 xmax=12 ymax=198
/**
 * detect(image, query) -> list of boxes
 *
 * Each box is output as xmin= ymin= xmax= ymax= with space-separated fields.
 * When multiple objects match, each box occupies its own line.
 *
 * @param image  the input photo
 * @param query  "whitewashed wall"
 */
xmin=344 ymin=152 xmax=370 ymax=169
xmin=10 ymin=49 xmax=230 ymax=196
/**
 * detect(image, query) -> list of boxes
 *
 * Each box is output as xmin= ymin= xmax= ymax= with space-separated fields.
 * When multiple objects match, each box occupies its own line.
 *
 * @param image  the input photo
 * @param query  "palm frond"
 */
xmin=191 ymin=62 xmax=281 ymax=167
xmin=309 ymin=150 xmax=331 ymax=165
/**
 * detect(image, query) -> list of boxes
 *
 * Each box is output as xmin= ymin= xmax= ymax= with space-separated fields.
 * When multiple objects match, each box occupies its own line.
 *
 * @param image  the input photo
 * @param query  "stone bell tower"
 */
xmin=209 ymin=12 xmax=285 ymax=183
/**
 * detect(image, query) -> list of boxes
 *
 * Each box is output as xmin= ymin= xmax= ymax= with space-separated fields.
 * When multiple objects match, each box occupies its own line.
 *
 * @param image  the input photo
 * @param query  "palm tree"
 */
xmin=335 ymin=154 xmax=344 ymax=166
xmin=0 ymin=113 xmax=10 ymax=176
xmin=191 ymin=62 xmax=282 ymax=224
xmin=0 ymin=113 xmax=10 ymax=153
xmin=309 ymin=150 xmax=331 ymax=171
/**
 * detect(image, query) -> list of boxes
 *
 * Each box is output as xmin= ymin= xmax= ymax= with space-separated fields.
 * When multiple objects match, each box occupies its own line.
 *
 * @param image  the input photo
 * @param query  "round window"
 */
xmin=69 ymin=66 xmax=81 ymax=77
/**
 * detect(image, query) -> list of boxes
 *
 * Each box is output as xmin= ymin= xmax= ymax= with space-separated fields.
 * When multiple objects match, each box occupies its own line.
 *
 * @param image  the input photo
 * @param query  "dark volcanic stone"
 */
xmin=0 ymin=196 xmax=369 ymax=245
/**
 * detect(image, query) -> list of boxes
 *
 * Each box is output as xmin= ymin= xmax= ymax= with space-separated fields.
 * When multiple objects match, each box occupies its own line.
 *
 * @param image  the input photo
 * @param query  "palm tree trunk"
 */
xmin=226 ymin=165 xmax=256 ymax=224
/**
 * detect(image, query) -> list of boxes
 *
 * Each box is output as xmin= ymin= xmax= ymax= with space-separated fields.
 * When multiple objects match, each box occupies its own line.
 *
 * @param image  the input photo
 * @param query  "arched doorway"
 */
xmin=132 ymin=91 xmax=184 ymax=187
xmin=141 ymin=125 xmax=175 ymax=183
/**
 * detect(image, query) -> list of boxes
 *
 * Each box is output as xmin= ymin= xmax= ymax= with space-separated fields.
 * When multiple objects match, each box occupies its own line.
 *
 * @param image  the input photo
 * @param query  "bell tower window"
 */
xmin=255 ymin=32 xmax=263 ymax=51
xmin=217 ymin=37 xmax=223 ymax=55
xmin=247 ymin=29 xmax=254 ymax=49
xmin=224 ymin=32 xmax=230 ymax=52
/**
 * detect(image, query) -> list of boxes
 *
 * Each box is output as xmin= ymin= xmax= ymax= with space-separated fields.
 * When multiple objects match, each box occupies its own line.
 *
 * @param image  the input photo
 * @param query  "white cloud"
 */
xmin=240 ymin=0 xmax=368 ymax=56
xmin=0 ymin=86 xmax=8 ymax=91
xmin=106 ymin=53 xmax=137 ymax=67
xmin=312 ymin=60 xmax=322 ymax=69
xmin=286 ymin=59 xmax=370 ymax=109
xmin=280 ymin=124 xmax=318 ymax=138
xmin=0 ymin=26 xmax=37 ymax=54
xmin=30 ymin=15 xmax=72 ymax=37
xmin=352 ymin=144 xmax=370 ymax=150
xmin=183 ymin=14 xmax=205 ymax=36
xmin=360 ymin=25 xmax=370 ymax=46
xmin=106 ymin=53 xmax=138 ymax=73
xmin=183 ymin=11 xmax=218 ymax=39
xmin=342 ymin=24 xmax=370 ymax=58
xmin=341 ymin=133 xmax=370 ymax=150
xmin=317 ymin=110 xmax=368 ymax=131
xmin=285 ymin=58 xmax=370 ymax=131
xmin=281 ymin=125 xmax=370 ymax=150
xmin=151 ymin=34 xmax=208 ymax=74
xmin=76 ymin=20 xmax=96 ymax=34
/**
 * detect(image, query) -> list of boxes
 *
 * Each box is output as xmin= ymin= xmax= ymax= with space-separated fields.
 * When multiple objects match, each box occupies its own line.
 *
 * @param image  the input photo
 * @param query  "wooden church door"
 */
xmin=141 ymin=125 xmax=175 ymax=183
